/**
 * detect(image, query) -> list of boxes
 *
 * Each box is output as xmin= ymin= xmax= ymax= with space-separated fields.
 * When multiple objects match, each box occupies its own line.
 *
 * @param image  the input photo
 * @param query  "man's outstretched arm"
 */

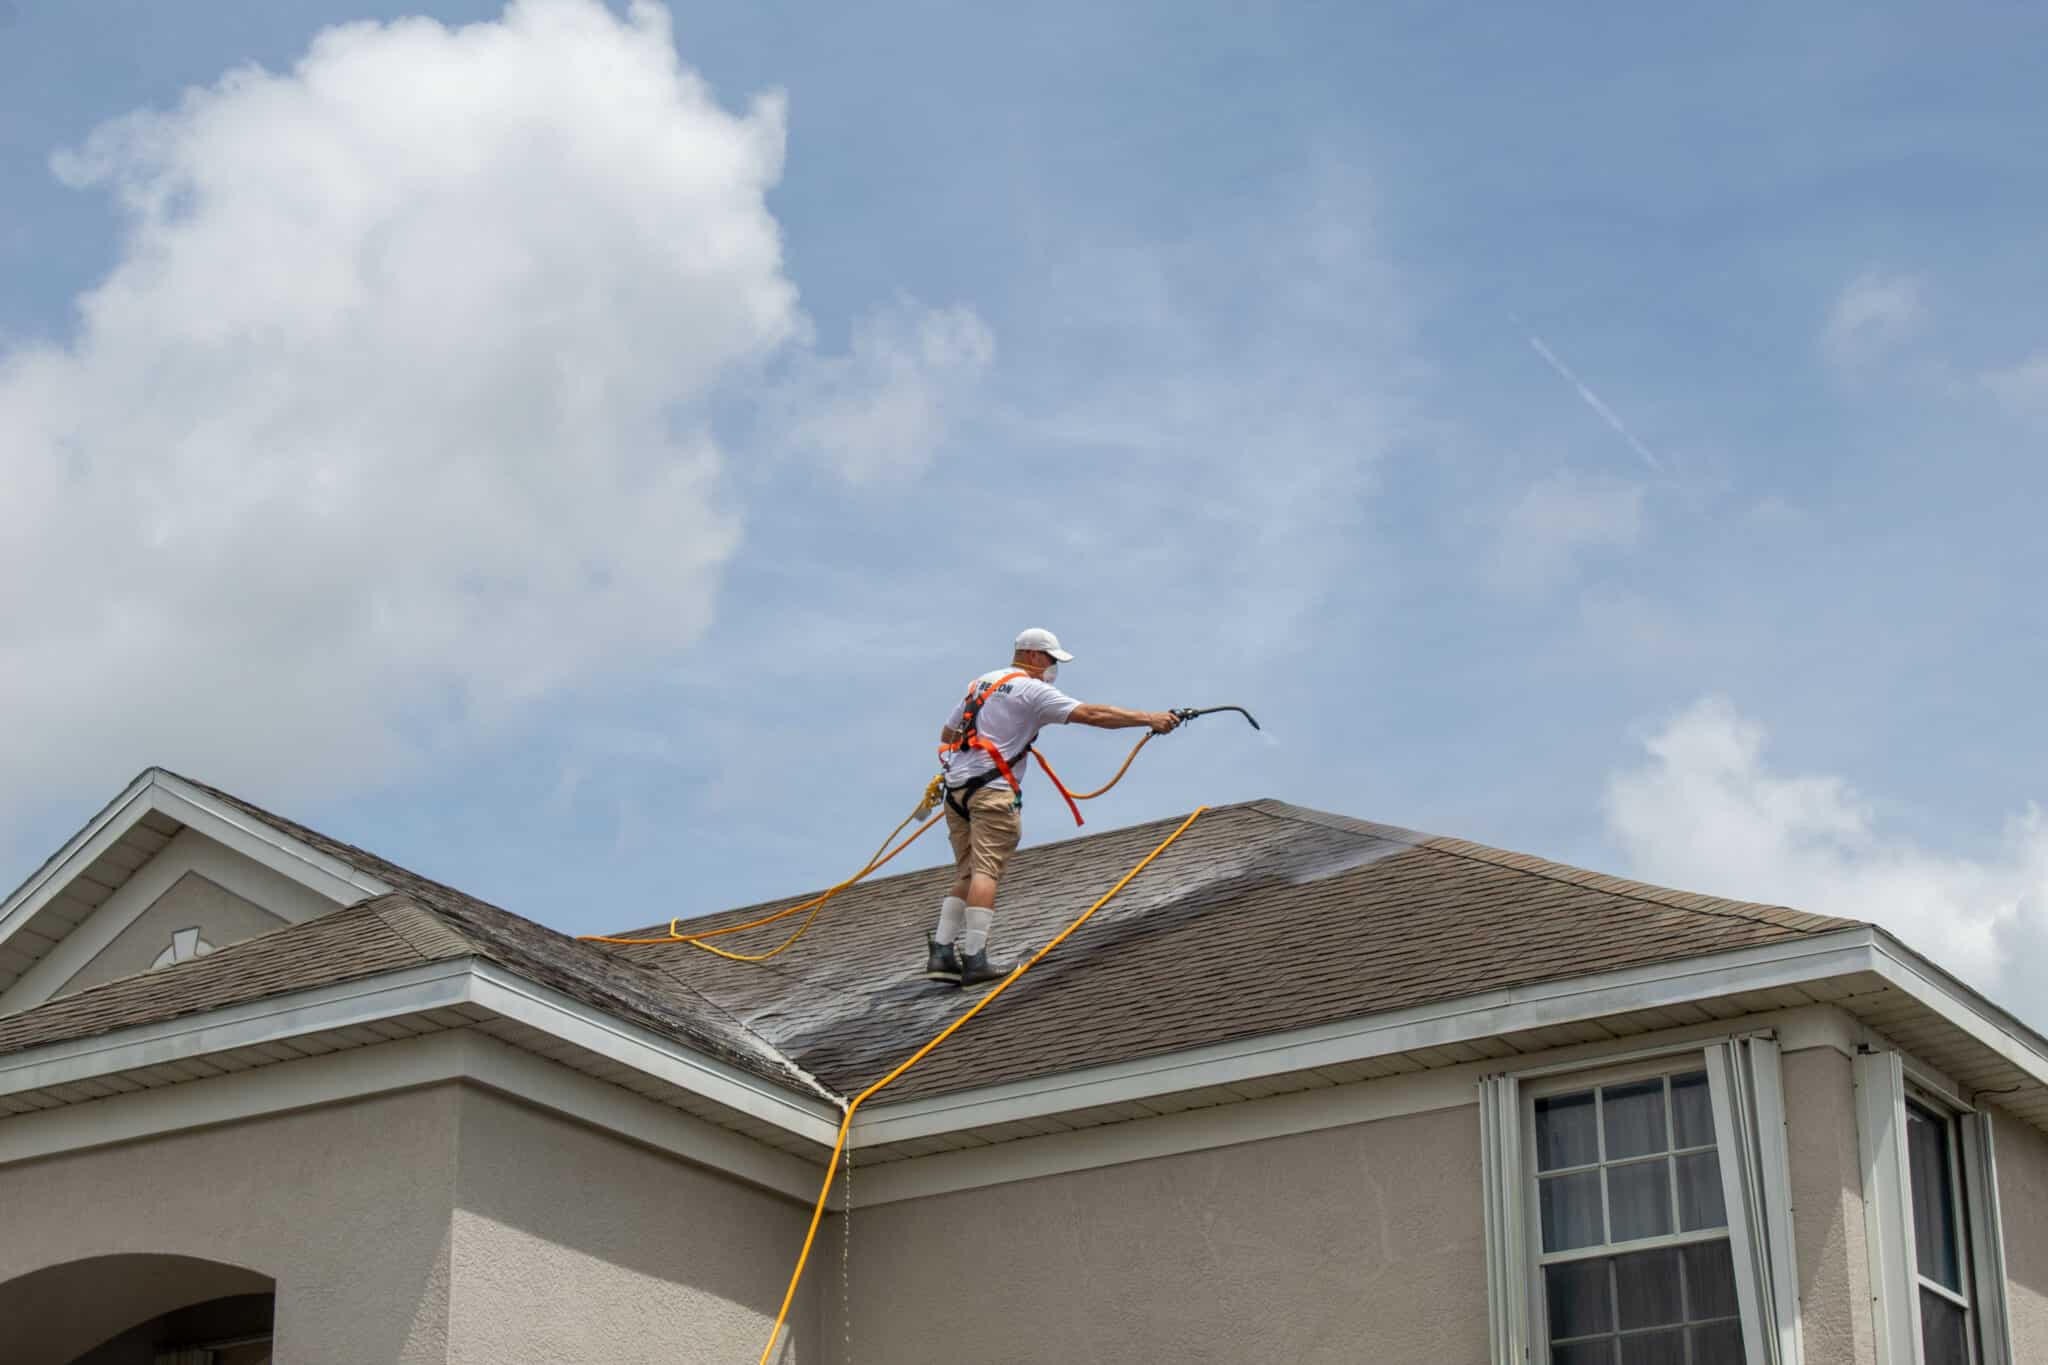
xmin=1068 ymin=703 xmax=1179 ymax=734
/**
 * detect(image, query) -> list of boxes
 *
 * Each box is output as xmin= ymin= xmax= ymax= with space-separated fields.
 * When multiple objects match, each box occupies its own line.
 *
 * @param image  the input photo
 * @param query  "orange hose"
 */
xmin=1050 ymin=730 xmax=1152 ymax=800
xmin=753 ymin=806 xmax=1206 ymax=1365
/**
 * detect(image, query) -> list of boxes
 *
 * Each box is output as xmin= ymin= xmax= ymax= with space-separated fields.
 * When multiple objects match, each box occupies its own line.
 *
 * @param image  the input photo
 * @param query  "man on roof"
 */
xmin=926 ymin=628 xmax=1180 ymax=986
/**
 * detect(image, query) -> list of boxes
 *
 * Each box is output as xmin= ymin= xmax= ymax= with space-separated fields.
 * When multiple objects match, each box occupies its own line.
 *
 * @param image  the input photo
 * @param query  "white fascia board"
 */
xmin=1 ymin=771 xmax=387 ymax=959
xmin=853 ymin=928 xmax=1884 ymax=1146
xmin=464 ymin=963 xmax=845 ymax=1145
xmin=0 ymin=958 xmax=474 ymax=1098
xmin=147 ymin=773 xmax=387 ymax=905
xmin=1865 ymin=931 xmax=2048 ymax=1088
xmin=0 ymin=1029 xmax=824 ymax=1204
xmin=0 ymin=771 xmax=156 ymax=949
xmin=0 ymin=828 xmax=339 ymax=1015
xmin=0 ymin=958 xmax=844 ymax=1147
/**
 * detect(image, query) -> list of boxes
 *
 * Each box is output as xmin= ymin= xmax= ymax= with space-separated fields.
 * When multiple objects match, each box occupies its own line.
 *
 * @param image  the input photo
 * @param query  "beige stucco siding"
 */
xmin=445 ymin=1086 xmax=816 ymax=1364
xmin=1994 ymin=1105 xmax=2048 ymax=1363
xmin=1781 ymin=1046 xmax=1876 ymax=1365
xmin=0 ymin=1085 xmax=460 ymax=1365
xmin=59 ymin=871 xmax=287 ymax=997
xmin=820 ymin=1101 xmax=1486 ymax=1365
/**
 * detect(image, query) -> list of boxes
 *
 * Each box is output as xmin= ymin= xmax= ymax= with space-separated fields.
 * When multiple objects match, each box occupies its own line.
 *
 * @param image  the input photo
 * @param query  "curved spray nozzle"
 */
xmin=1169 ymin=705 xmax=1262 ymax=731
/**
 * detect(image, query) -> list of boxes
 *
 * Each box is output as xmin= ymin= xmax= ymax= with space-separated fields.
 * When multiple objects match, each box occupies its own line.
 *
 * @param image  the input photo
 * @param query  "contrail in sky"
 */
xmin=1525 ymin=332 xmax=1665 ymax=472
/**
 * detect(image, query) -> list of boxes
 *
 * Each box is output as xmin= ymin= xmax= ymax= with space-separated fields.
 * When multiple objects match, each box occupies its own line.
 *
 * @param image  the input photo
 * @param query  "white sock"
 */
xmin=933 ymin=896 xmax=966 ymax=945
xmin=959 ymin=906 xmax=994 ymax=957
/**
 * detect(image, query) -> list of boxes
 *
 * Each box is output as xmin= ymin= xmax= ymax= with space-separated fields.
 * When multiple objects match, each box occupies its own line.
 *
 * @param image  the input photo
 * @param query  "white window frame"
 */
xmin=1523 ymin=1057 xmax=1745 ymax=1361
xmin=1854 ymin=1048 xmax=2014 ymax=1365
xmin=1480 ymin=1035 xmax=1805 ymax=1365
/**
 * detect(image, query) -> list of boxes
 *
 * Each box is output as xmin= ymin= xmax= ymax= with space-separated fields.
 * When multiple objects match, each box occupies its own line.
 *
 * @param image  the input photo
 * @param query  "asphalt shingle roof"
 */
xmin=597 ymin=800 xmax=1854 ymax=1103
xmin=0 ymin=777 xmax=1860 ymax=1111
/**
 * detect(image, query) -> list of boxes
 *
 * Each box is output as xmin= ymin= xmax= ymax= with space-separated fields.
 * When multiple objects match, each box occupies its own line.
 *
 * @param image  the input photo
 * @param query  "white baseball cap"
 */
xmin=1014 ymin=627 xmax=1074 ymax=661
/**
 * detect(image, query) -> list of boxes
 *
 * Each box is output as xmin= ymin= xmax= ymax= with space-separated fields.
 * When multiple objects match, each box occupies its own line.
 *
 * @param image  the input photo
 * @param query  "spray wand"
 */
xmin=1169 ymin=705 xmax=1262 ymax=731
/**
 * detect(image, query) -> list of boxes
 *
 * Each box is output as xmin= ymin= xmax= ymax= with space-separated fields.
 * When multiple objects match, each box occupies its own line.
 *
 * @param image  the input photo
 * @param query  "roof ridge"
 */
xmin=1249 ymin=799 xmax=1861 ymax=937
xmin=153 ymin=767 xmax=455 ymax=898
xmin=369 ymin=891 xmax=483 ymax=961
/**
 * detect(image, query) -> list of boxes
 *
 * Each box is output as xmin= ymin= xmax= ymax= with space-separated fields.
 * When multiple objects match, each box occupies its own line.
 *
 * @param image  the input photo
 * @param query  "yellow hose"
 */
xmin=753 ymin=806 xmax=1206 ymax=1365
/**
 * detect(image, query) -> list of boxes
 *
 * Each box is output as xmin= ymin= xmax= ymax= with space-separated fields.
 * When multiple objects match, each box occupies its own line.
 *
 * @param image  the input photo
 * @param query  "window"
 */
xmin=151 ymin=925 xmax=216 ymax=969
xmin=1854 ymin=1050 xmax=2015 ymax=1365
xmin=1529 ymin=1068 xmax=1746 ymax=1365
xmin=1483 ymin=1039 xmax=1801 ymax=1365
xmin=1906 ymin=1099 xmax=1978 ymax=1365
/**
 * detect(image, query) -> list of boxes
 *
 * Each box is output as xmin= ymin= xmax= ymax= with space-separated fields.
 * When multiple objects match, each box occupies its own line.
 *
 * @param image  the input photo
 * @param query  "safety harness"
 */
xmin=938 ymin=670 xmax=1084 ymax=826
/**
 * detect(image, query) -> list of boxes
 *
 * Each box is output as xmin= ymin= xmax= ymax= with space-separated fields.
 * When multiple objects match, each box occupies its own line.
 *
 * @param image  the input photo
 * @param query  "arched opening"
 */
xmin=0 ymin=1254 xmax=275 ymax=1365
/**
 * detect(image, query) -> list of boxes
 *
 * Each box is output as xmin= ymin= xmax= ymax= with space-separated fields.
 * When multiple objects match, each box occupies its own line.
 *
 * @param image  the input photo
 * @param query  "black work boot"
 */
xmin=956 ymin=945 xmax=1014 ymax=987
xmin=923 ymin=936 xmax=962 ymax=983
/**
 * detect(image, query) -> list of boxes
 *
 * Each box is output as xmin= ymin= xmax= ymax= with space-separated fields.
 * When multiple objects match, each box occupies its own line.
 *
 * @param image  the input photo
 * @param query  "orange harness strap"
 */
xmin=937 ymin=670 xmax=1029 ymax=788
xmin=1031 ymin=750 xmax=1086 ymax=827
xmin=937 ymin=669 xmax=1084 ymax=825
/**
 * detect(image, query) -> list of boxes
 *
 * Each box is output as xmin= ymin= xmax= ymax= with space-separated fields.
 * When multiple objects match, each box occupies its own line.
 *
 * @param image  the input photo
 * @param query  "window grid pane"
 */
xmin=1539 ymin=1071 xmax=1724 ymax=1258
xmin=1918 ymin=1287 xmax=1969 ymax=1365
xmin=1534 ymin=1068 xmax=1744 ymax=1365
xmin=1545 ymin=1243 xmax=1745 ymax=1359
xmin=1670 ymin=1072 xmax=1715 ymax=1153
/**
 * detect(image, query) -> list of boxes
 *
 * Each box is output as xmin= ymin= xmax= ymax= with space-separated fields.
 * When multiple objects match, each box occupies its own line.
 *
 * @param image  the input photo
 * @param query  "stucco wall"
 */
xmin=818 ymin=1101 xmax=1486 ymax=1365
xmin=0 ymin=1085 xmax=460 ymax=1364
xmin=444 ymin=1086 xmax=817 ymax=1365
xmin=1781 ymin=1046 xmax=1876 ymax=1365
xmin=59 ymin=871 xmax=287 ymax=996
xmin=1994 ymin=1105 xmax=2048 ymax=1363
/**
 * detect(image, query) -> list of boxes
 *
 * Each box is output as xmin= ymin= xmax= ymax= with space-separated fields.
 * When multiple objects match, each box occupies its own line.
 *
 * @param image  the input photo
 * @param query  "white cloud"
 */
xmin=0 ymin=0 xmax=984 ymax=806
xmin=1981 ymin=350 xmax=2048 ymax=421
xmin=1606 ymin=697 xmax=2048 ymax=1023
xmin=779 ymin=298 xmax=994 ymax=482
xmin=1488 ymin=475 xmax=1643 ymax=593
xmin=1821 ymin=270 xmax=1923 ymax=372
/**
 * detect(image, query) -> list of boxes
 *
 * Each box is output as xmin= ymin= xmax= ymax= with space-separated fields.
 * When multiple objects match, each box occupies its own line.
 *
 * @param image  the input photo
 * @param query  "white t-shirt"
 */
xmin=942 ymin=668 xmax=1081 ymax=788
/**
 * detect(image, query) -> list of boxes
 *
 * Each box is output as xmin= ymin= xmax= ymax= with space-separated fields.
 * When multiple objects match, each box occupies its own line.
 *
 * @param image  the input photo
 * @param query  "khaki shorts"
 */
xmin=945 ymin=783 xmax=1023 ymax=882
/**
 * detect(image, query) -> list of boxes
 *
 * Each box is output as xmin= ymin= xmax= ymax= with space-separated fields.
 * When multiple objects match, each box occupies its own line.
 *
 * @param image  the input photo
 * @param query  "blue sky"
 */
xmin=4 ymin=1 xmax=2045 ymax=1017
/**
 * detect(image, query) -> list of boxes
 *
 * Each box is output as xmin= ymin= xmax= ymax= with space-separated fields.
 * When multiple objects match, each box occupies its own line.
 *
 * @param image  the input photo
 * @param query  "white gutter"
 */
xmin=0 ymin=957 xmax=845 ymax=1148
xmin=5 ymin=920 xmax=2041 ymax=1166
xmin=1866 ymin=930 xmax=2048 ymax=1088
xmin=850 ymin=927 xmax=1888 ymax=1146
xmin=0 ymin=958 xmax=474 ymax=1099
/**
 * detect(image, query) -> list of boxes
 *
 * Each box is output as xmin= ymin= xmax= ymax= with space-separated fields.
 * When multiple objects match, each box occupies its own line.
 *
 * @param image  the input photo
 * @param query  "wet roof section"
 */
xmin=598 ymin=800 xmax=1854 ymax=1103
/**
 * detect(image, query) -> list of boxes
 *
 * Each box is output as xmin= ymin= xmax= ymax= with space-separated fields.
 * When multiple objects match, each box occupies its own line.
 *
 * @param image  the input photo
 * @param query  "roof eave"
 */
xmin=852 ymin=925 xmax=2048 ymax=1146
xmin=0 ymin=955 xmax=845 ymax=1148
